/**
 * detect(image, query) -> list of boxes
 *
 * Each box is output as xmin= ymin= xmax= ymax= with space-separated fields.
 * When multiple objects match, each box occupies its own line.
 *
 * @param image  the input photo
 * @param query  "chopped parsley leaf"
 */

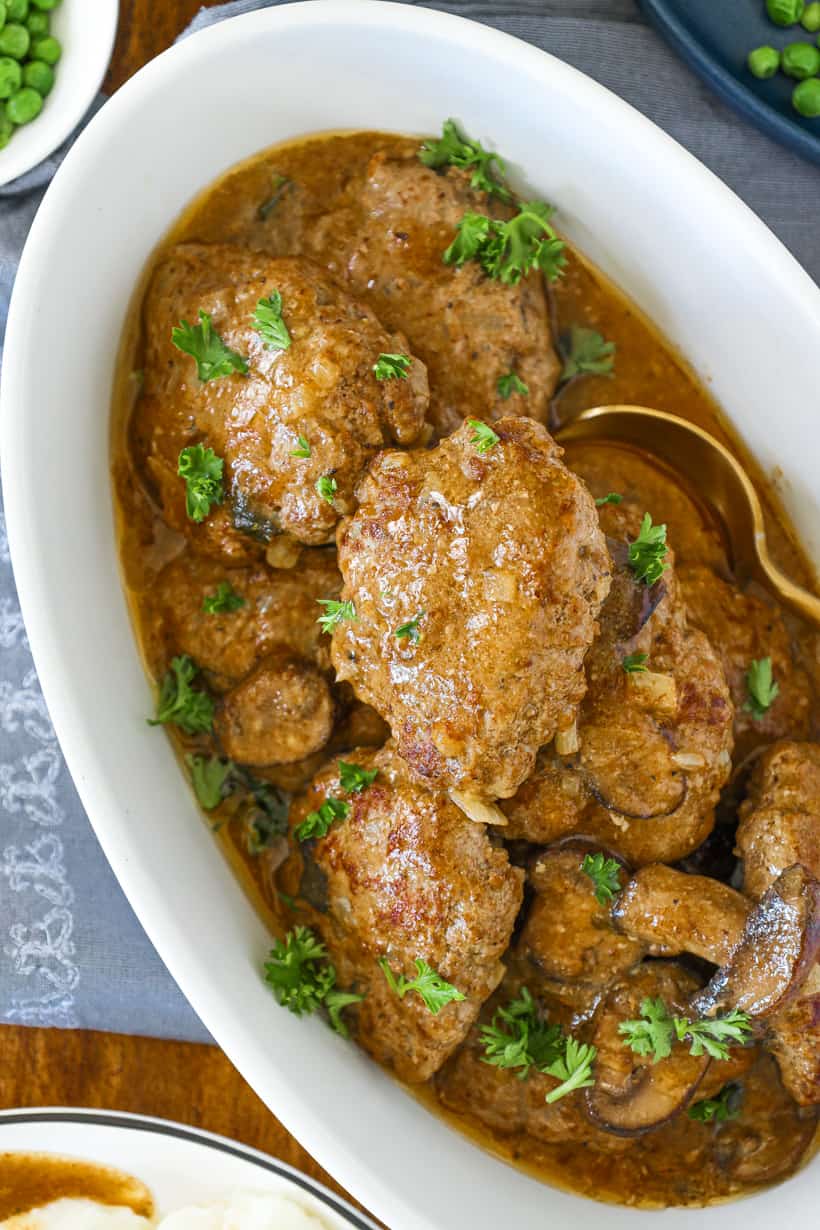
xmin=688 ymin=1082 xmax=743 ymax=1123
xmin=316 ymin=598 xmax=356 ymax=634
xmin=177 ymin=444 xmax=225 ymax=523
xmin=744 ymin=656 xmax=779 ymax=720
xmin=443 ymin=200 xmax=566 ymax=285
xmin=294 ymin=796 xmax=350 ymax=842
xmin=379 ymin=956 xmax=465 ymax=1015
xmin=395 ymin=611 xmax=425 ymax=643
xmin=263 ymin=925 xmax=364 ymax=1037
xmin=148 ymin=655 xmax=214 ymax=735
xmin=252 ymin=290 xmax=292 ymax=351
xmin=373 ymin=353 xmax=411 ymax=380
xmin=580 ymin=852 xmax=623 ymax=906
xmin=480 ymin=987 xmax=563 ymax=1078
xmin=468 ymin=418 xmax=500 ymax=453
xmin=620 ymin=998 xmax=753 ymax=1064
xmin=291 ymin=434 xmax=311 ymax=459
xmin=622 ymin=651 xmax=648 ymax=674
xmin=560 ymin=327 xmax=616 ymax=382
xmin=627 ymin=513 xmax=669 ymax=586
xmin=497 ymin=370 xmax=529 ymax=399
xmin=202 ymin=581 xmax=245 ymax=615
xmin=595 ymin=492 xmax=623 ymax=507
xmin=338 ymin=760 xmax=378 ymax=793
xmin=171 ymin=310 xmax=248 ymax=381
xmin=315 ymin=475 xmax=337 ymax=505
xmin=258 ymin=174 xmax=292 ymax=220
xmin=419 ymin=119 xmax=512 ymax=201
xmin=544 ymin=1038 xmax=597 ymax=1104
xmin=186 ymin=754 xmax=233 ymax=810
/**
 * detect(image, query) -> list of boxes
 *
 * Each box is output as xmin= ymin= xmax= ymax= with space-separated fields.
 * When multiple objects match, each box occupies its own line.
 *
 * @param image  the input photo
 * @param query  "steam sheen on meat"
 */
xmin=330 ymin=417 xmax=612 ymax=800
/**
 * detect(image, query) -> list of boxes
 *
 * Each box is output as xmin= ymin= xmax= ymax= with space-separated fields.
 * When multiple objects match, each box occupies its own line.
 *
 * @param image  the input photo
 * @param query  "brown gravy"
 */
xmin=0 ymin=1154 xmax=153 ymax=1220
xmin=111 ymin=130 xmax=819 ymax=1209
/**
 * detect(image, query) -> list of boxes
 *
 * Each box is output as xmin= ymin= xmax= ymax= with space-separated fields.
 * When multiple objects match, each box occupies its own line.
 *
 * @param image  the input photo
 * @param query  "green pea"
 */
xmin=802 ymin=1 xmax=820 ymax=28
xmin=26 ymin=10 xmax=48 ymax=35
xmin=0 ymin=52 xmax=20 ymax=96
xmin=23 ymin=56 xmax=52 ymax=95
xmin=6 ymin=0 xmax=27 ymax=19
xmin=30 ymin=32 xmax=59 ymax=63
xmin=0 ymin=104 xmax=14 ymax=149
xmin=0 ymin=22 xmax=29 ymax=58
xmin=0 ymin=4 xmax=7 ymax=32
xmin=747 ymin=45 xmax=781 ymax=78
xmin=767 ymin=0 xmax=805 ymax=23
xmin=793 ymin=76 xmax=820 ymax=114
xmin=6 ymin=83 xmax=41 ymax=123
xmin=782 ymin=40 xmax=820 ymax=77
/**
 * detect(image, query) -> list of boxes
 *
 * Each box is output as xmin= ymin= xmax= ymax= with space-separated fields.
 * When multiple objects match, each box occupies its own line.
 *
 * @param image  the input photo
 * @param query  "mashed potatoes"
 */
xmin=2 ymin=1192 xmax=331 ymax=1230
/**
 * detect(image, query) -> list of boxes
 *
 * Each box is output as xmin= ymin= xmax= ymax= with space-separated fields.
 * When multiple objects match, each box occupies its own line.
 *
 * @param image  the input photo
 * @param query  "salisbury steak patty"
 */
xmin=135 ymin=244 xmax=429 ymax=555
xmin=330 ymin=417 xmax=612 ymax=800
xmin=284 ymin=744 xmax=523 ymax=1082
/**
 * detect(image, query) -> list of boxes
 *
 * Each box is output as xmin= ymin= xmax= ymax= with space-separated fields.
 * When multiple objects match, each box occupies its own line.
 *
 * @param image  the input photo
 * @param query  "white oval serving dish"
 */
xmin=2 ymin=3 xmax=819 ymax=1229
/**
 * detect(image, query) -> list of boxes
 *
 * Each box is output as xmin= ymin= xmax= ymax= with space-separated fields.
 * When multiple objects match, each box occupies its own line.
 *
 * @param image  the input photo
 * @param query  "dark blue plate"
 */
xmin=639 ymin=0 xmax=820 ymax=165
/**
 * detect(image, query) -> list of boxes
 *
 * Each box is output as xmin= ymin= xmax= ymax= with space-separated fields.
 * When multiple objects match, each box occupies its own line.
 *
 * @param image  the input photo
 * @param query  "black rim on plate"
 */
xmin=0 ymin=1108 xmax=378 ymax=1230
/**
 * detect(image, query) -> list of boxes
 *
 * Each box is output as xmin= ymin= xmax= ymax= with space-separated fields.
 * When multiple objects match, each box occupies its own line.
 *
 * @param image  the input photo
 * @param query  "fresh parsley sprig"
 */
xmin=202 ymin=581 xmax=245 ymax=615
xmin=252 ymin=290 xmax=292 ymax=351
xmin=627 ymin=513 xmax=669 ymax=586
xmin=294 ymin=796 xmax=350 ymax=843
xmin=543 ymin=1038 xmax=598 ymax=1104
xmin=373 ymin=353 xmax=411 ymax=380
xmin=177 ymin=444 xmax=225 ymax=523
xmin=338 ymin=760 xmax=378 ymax=793
xmin=480 ymin=987 xmax=563 ymax=1079
xmin=148 ymin=655 xmax=214 ymax=735
xmin=744 ymin=657 xmax=779 ymax=720
xmin=688 ymin=1082 xmax=743 ymax=1123
xmin=497 ymin=370 xmax=528 ymax=399
xmin=620 ymin=997 xmax=753 ymax=1064
xmin=581 ymin=852 xmax=623 ymax=907
xmin=560 ymin=327 xmax=616 ymax=382
xmin=263 ymin=926 xmax=364 ymax=1037
xmin=171 ymin=310 xmax=248 ymax=382
xmin=379 ymin=957 xmax=465 ymax=1015
xmin=419 ymin=119 xmax=512 ymax=201
xmin=444 ymin=201 xmax=566 ymax=285
xmin=468 ymin=419 xmax=500 ymax=454
xmin=316 ymin=598 xmax=356 ymax=634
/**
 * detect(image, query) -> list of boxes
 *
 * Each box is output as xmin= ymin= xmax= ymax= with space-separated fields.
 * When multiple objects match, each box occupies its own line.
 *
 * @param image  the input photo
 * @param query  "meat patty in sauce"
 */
xmin=305 ymin=151 xmax=561 ymax=437
xmin=135 ymin=244 xmax=429 ymax=554
xmin=503 ymin=508 xmax=734 ymax=864
xmin=282 ymin=743 xmax=523 ymax=1082
xmin=331 ymin=417 xmax=611 ymax=801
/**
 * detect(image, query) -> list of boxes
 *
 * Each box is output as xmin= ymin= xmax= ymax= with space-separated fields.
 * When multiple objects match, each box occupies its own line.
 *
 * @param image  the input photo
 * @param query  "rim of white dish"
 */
xmin=0 ymin=1107 xmax=380 ymax=1229
xmin=0 ymin=0 xmax=118 ymax=188
xmin=2 ymin=4 xmax=820 ymax=1230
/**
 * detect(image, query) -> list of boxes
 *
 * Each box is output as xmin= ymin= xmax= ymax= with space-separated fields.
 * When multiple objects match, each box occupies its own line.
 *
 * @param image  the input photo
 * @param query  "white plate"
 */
xmin=1 ymin=3 xmax=819 ymax=1230
xmin=0 ymin=0 xmax=117 ymax=187
xmin=0 ymin=1108 xmax=379 ymax=1228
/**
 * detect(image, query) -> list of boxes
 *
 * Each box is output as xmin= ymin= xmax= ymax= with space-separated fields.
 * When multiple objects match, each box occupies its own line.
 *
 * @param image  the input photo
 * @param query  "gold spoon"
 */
xmin=557 ymin=404 xmax=820 ymax=628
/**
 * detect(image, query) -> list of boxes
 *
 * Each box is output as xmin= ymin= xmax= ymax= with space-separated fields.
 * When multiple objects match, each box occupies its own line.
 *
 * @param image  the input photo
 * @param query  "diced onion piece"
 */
xmin=265 ymin=535 xmax=302 ymax=569
xmin=555 ymin=721 xmax=580 ymax=756
xmin=449 ymin=789 xmax=508 ymax=827
xmin=628 ymin=670 xmax=677 ymax=713
xmin=671 ymin=751 xmax=706 ymax=770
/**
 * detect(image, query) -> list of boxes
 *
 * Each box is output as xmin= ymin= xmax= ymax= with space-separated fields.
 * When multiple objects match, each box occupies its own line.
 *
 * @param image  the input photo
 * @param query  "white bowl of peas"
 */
xmin=0 ymin=0 xmax=117 ymax=186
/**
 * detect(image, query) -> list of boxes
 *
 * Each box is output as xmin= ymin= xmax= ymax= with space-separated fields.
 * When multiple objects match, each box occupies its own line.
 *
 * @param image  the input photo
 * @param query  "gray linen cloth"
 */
xmin=0 ymin=0 xmax=817 ymax=1043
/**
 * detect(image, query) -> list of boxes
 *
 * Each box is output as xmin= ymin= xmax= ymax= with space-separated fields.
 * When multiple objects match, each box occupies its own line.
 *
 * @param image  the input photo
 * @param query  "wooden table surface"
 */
xmin=1 ymin=3 xmax=374 ymax=1223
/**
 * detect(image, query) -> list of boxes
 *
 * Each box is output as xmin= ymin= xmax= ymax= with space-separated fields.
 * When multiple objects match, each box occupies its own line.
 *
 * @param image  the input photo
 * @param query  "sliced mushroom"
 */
xmin=613 ymin=864 xmax=750 ymax=964
xmin=689 ymin=863 xmax=820 ymax=1020
xmin=585 ymin=962 xmax=709 ymax=1136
